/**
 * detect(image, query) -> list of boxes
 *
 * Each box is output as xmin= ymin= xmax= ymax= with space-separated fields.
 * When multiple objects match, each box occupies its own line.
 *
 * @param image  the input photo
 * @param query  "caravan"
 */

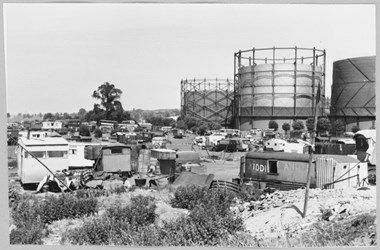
xmin=17 ymin=137 xmax=69 ymax=184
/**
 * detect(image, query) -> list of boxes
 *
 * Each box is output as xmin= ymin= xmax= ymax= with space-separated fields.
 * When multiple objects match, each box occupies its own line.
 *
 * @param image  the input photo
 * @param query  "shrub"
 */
xmin=106 ymin=195 xmax=156 ymax=229
xmin=64 ymin=195 xmax=157 ymax=245
xmin=64 ymin=216 xmax=112 ymax=245
xmin=170 ymin=185 xmax=209 ymax=210
xmin=238 ymin=185 xmax=263 ymax=202
xmin=10 ymin=195 xmax=47 ymax=245
xmin=9 ymin=220 xmax=46 ymax=245
xmin=299 ymin=213 xmax=376 ymax=247
xmin=37 ymin=193 xmax=98 ymax=224
xmin=74 ymin=189 xmax=107 ymax=199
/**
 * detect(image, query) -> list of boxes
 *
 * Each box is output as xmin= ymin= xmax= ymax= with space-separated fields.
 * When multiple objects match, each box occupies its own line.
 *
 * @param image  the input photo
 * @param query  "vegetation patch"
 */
xmin=10 ymin=192 xmax=98 ymax=245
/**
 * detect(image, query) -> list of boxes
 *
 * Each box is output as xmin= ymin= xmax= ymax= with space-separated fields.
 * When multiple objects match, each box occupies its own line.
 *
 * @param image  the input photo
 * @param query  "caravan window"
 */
xmin=111 ymin=148 xmax=123 ymax=154
xmin=69 ymin=149 xmax=77 ymax=155
xmin=268 ymin=161 xmax=278 ymax=174
xmin=47 ymin=151 xmax=67 ymax=158
xmin=25 ymin=151 xmax=45 ymax=158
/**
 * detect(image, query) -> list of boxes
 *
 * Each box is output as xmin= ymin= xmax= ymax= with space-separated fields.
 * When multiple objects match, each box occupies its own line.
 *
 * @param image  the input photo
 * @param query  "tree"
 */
xmin=78 ymin=124 xmax=90 ymax=136
xmin=317 ymin=117 xmax=331 ymax=134
xmin=93 ymin=128 xmax=102 ymax=138
xmin=282 ymin=122 xmax=290 ymax=135
xmin=197 ymin=122 xmax=209 ymax=135
xmin=176 ymin=120 xmax=188 ymax=130
xmin=292 ymin=121 xmax=304 ymax=130
xmin=92 ymin=82 xmax=123 ymax=120
xmin=208 ymin=122 xmax=222 ymax=131
xmin=268 ymin=120 xmax=278 ymax=131
xmin=43 ymin=113 xmax=54 ymax=121
xmin=306 ymin=118 xmax=314 ymax=131
xmin=351 ymin=125 xmax=360 ymax=133
xmin=332 ymin=119 xmax=345 ymax=136
xmin=78 ymin=108 xmax=87 ymax=121
xmin=7 ymin=113 xmax=10 ymax=119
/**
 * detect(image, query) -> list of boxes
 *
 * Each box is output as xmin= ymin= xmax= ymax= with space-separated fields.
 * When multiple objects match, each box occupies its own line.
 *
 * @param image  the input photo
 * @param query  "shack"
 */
xmin=96 ymin=143 xmax=132 ymax=173
xmin=17 ymin=137 xmax=69 ymax=184
xmin=240 ymin=152 xmax=367 ymax=190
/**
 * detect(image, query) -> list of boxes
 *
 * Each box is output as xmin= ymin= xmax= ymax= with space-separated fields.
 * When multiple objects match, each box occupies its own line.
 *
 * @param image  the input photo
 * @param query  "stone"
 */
xmin=102 ymin=180 xmax=124 ymax=190
xmin=123 ymin=180 xmax=132 ymax=189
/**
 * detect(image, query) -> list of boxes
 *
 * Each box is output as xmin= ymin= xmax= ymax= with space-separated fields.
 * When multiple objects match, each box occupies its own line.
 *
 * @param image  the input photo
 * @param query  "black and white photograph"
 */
xmin=3 ymin=1 xmax=377 ymax=247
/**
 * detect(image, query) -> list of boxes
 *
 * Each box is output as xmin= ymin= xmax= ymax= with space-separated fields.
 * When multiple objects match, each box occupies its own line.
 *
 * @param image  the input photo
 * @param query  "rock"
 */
xmin=328 ymin=214 xmax=336 ymax=221
xmin=9 ymin=224 xmax=16 ymax=233
xmin=239 ymin=205 xmax=245 ymax=212
xmin=102 ymin=180 xmax=124 ymax=190
xmin=123 ymin=180 xmax=132 ymax=189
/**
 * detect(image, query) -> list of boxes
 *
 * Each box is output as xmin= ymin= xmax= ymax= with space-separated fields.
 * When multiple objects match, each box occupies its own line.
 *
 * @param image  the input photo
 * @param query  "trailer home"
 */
xmin=17 ymin=137 xmax=69 ymax=184
xmin=240 ymin=152 xmax=367 ymax=190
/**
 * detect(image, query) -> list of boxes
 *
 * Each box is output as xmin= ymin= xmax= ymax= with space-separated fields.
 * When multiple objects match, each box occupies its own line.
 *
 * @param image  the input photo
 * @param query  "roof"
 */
xmin=245 ymin=152 xmax=360 ymax=164
xmin=315 ymin=154 xmax=359 ymax=163
xmin=102 ymin=142 xmax=131 ymax=149
xmin=19 ymin=137 xmax=68 ymax=146
xmin=151 ymin=149 xmax=176 ymax=153
xmin=354 ymin=130 xmax=376 ymax=142
xmin=245 ymin=152 xmax=312 ymax=162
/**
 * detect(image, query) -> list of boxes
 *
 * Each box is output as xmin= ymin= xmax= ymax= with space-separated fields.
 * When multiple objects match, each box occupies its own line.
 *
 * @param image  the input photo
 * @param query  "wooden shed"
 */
xmin=96 ymin=144 xmax=132 ymax=173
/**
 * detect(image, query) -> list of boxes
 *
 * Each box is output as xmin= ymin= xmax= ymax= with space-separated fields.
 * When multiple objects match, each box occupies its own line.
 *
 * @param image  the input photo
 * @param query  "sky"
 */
xmin=3 ymin=3 xmax=376 ymax=115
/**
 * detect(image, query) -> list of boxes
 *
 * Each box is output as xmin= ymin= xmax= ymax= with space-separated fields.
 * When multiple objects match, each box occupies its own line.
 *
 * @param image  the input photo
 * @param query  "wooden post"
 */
xmin=303 ymin=48 xmax=318 ymax=218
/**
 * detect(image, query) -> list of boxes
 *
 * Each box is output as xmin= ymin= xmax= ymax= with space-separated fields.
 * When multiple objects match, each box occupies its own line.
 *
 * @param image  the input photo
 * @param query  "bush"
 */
xmin=238 ymin=185 xmax=263 ymax=202
xmin=74 ymin=189 xmax=107 ymax=199
xmin=64 ymin=216 xmax=112 ymax=245
xmin=64 ymin=188 xmax=245 ymax=246
xmin=10 ymin=195 xmax=46 ymax=245
xmin=299 ymin=213 xmax=376 ymax=247
xmin=9 ymin=220 xmax=46 ymax=245
xmin=170 ymin=185 xmax=209 ymax=210
xmin=37 ymin=193 xmax=98 ymax=224
xmin=64 ymin=195 xmax=157 ymax=245
xmin=106 ymin=195 xmax=156 ymax=229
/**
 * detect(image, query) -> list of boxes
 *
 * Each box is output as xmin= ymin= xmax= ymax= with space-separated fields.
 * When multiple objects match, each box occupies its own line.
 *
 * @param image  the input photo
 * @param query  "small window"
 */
xmin=47 ymin=151 xmax=67 ymax=158
xmin=111 ymin=148 xmax=123 ymax=154
xmin=25 ymin=151 xmax=45 ymax=158
xmin=268 ymin=161 xmax=278 ymax=174
xmin=69 ymin=149 xmax=77 ymax=155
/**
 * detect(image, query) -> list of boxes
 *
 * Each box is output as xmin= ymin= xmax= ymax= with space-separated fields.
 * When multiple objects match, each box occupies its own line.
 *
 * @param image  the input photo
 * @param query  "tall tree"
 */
xmin=78 ymin=108 xmax=87 ymax=121
xmin=92 ymin=82 xmax=123 ymax=120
